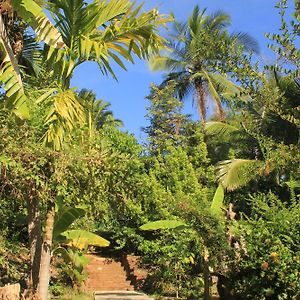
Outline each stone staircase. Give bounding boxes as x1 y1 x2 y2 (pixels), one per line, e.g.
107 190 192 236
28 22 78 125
94 291 153 300
85 255 134 292
84 255 153 300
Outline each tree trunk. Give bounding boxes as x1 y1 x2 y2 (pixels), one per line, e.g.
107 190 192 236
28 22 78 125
195 79 206 123
0 12 23 87
203 247 210 300
27 193 42 293
38 201 55 300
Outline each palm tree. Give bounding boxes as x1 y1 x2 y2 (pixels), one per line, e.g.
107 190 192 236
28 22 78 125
78 88 123 139
1 0 169 148
43 0 169 88
151 5 258 122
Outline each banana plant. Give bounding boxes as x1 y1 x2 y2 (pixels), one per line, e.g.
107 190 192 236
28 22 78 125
52 202 110 287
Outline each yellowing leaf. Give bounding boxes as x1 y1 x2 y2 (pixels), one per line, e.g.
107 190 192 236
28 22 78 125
62 230 110 250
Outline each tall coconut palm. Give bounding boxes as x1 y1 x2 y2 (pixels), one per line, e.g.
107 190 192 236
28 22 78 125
151 5 258 122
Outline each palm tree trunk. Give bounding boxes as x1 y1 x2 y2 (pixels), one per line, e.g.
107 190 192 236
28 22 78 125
195 79 206 123
0 12 23 87
27 192 42 293
38 201 55 300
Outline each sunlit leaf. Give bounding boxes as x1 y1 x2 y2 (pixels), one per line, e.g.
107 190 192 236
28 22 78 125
140 220 188 231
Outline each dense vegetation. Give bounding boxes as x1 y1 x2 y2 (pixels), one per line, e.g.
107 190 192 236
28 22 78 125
0 0 299 299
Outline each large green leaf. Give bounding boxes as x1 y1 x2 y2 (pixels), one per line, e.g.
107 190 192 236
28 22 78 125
53 206 86 240
210 184 224 216
205 121 240 137
139 220 188 231
12 0 64 48
216 159 264 191
0 14 29 119
61 230 110 250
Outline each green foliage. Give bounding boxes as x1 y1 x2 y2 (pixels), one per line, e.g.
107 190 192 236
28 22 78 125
0 235 30 287
139 229 204 298
43 0 170 86
0 1 299 299
265 0 300 74
12 0 64 48
54 247 90 288
226 193 300 299
144 82 190 153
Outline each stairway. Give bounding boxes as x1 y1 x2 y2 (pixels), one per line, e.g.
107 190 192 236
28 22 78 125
84 255 153 299
84 255 134 292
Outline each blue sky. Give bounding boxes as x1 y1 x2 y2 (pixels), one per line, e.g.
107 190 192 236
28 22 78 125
71 0 290 140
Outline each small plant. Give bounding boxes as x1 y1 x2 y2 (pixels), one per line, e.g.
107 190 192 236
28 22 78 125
52 202 110 287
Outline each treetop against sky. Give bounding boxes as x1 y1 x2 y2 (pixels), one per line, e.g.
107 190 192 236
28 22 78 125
71 0 293 140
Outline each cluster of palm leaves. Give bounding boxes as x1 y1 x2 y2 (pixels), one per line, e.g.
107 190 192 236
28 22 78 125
205 72 300 191
0 0 168 149
151 5 258 123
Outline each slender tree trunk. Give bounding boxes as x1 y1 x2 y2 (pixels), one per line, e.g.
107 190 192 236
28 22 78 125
0 12 23 87
38 201 55 300
195 79 206 123
203 247 211 300
27 192 42 293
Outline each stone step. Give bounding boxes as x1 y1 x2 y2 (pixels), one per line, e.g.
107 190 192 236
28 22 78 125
94 291 154 300
84 255 135 293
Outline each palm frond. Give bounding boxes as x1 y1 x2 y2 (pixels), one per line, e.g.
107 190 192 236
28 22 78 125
205 121 240 136
37 88 85 150
13 0 64 48
216 159 264 191
149 55 185 72
19 34 42 76
231 31 260 53
162 71 193 101
206 10 231 32
45 0 169 84
0 13 29 119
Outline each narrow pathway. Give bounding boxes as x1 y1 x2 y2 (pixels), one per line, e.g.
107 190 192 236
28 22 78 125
84 255 153 299
84 255 134 292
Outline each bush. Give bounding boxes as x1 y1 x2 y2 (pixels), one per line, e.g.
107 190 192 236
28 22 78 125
225 193 300 299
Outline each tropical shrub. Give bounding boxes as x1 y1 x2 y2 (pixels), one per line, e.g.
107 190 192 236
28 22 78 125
225 193 300 299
